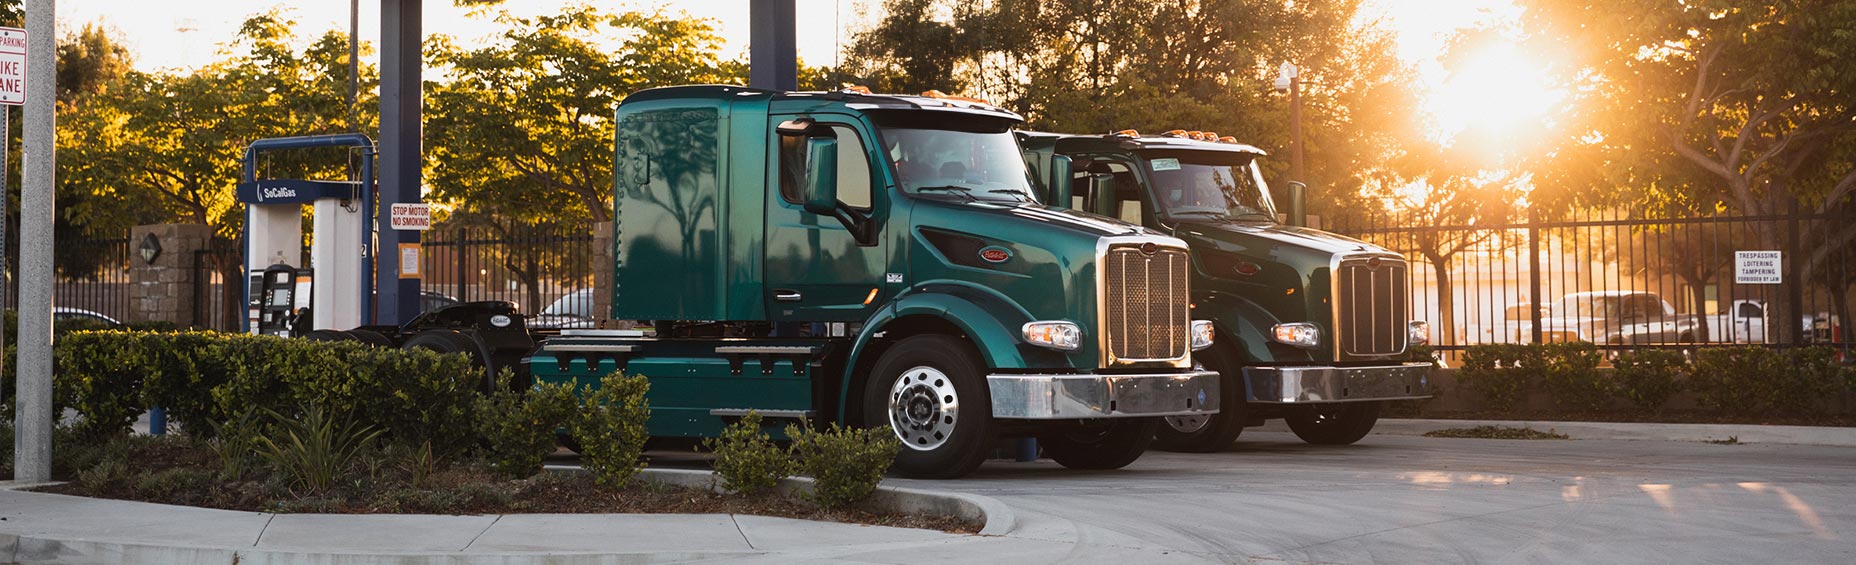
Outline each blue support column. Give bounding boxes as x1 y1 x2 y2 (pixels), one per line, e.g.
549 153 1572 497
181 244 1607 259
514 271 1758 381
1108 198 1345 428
377 0 422 325
749 0 797 91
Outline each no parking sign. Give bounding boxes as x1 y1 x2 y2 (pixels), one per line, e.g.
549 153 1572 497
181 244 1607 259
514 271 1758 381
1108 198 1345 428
0 27 24 106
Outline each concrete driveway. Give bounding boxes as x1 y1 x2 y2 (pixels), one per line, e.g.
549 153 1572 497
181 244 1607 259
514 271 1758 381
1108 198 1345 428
888 430 1856 564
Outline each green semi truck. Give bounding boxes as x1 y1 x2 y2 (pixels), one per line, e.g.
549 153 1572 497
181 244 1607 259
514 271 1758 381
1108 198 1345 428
519 87 1220 479
1019 129 1433 452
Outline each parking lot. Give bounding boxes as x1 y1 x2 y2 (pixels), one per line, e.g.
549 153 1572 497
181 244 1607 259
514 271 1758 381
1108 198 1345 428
875 431 1856 563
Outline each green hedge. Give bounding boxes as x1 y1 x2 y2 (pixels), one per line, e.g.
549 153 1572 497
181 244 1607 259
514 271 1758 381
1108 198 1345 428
3 331 480 454
1454 344 1851 417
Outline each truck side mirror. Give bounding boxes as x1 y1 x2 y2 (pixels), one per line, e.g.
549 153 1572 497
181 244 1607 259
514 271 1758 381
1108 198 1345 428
1049 155 1074 207
803 136 839 216
1286 180 1307 227
1091 174 1117 217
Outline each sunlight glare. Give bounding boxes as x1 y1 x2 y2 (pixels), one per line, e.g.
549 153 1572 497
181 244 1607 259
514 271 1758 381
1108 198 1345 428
1427 44 1566 143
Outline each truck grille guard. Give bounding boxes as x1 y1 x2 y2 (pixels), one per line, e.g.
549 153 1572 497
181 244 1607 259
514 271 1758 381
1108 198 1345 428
1332 252 1410 359
1098 237 1192 368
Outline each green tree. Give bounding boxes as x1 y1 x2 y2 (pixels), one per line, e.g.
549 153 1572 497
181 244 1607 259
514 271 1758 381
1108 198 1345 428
1517 0 1856 342
424 7 738 309
844 0 1419 220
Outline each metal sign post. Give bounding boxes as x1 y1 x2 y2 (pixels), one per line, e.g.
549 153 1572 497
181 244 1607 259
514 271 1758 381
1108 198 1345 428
0 26 20 361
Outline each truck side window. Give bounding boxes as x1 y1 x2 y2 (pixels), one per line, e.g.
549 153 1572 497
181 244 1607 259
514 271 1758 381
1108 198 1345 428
778 124 873 210
1107 163 1144 224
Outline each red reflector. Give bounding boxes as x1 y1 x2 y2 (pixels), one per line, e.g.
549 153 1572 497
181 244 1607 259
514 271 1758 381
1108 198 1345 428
1235 262 1260 276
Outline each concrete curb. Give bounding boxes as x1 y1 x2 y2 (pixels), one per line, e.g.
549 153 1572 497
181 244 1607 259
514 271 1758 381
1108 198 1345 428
0 470 1006 564
1331 418 1856 446
562 467 1016 536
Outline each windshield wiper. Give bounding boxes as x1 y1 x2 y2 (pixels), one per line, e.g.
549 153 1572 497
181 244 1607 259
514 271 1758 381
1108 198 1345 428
914 185 979 201
1168 210 1232 220
984 188 1036 201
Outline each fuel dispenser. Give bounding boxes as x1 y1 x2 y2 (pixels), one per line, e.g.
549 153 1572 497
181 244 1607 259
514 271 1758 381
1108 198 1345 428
236 134 377 335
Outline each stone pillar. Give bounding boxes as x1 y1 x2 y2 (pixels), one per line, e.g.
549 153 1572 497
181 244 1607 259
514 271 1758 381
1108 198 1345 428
128 224 214 327
592 221 615 327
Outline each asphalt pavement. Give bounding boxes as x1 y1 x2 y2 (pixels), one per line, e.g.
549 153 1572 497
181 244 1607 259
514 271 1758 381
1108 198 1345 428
6 426 1854 563
883 430 1856 563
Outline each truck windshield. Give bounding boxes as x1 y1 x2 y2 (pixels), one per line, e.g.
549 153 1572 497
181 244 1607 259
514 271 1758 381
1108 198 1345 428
1144 150 1276 222
879 126 1038 203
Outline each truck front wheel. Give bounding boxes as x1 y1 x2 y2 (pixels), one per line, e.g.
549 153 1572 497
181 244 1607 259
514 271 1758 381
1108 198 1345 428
862 335 995 480
1154 345 1246 452
1040 418 1159 470
1284 401 1381 445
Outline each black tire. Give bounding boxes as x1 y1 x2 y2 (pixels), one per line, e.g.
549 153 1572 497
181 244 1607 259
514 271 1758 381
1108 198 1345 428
402 329 494 392
1284 402 1382 445
862 334 995 480
1041 418 1159 470
301 329 356 342
348 329 397 348
1153 345 1246 452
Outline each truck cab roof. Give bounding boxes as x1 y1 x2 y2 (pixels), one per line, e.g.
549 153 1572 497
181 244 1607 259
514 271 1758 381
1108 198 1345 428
1018 131 1268 157
622 85 1026 122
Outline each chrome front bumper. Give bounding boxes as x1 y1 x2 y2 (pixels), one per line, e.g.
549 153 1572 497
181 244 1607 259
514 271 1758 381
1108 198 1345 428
988 370 1220 419
1243 363 1433 403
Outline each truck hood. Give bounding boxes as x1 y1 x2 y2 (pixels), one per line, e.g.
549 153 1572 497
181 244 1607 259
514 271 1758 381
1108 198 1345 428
1171 220 1383 258
924 197 1157 238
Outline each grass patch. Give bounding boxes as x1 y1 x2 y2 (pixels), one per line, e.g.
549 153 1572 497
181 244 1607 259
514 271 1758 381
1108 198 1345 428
1423 425 1570 440
1704 436 1741 445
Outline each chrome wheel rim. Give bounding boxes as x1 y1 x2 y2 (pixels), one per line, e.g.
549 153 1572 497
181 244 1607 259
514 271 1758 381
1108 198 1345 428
1164 414 1209 433
888 366 958 451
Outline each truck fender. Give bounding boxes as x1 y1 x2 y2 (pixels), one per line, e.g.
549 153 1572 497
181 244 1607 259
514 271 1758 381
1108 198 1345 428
839 282 1051 421
1195 290 1304 364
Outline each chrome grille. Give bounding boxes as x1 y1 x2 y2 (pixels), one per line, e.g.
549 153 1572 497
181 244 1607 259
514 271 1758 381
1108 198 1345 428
1336 256 1408 357
1104 245 1190 362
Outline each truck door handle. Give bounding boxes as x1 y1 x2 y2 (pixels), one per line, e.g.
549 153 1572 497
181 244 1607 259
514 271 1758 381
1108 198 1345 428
774 289 803 302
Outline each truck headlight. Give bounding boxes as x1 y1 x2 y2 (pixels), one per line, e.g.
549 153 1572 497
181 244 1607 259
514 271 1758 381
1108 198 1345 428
1022 321 1082 351
1190 320 1215 351
1408 320 1430 346
1271 322 1320 348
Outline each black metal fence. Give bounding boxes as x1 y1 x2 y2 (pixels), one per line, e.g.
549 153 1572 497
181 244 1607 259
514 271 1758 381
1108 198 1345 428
1328 206 1854 358
419 226 596 317
188 226 599 332
49 237 132 324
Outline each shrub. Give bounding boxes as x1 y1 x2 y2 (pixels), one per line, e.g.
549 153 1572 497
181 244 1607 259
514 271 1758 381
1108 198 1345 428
1612 350 1686 415
1538 342 1609 412
133 467 217 502
569 372 652 488
1455 344 1538 412
207 409 266 481
1690 347 1783 416
475 374 577 479
784 423 900 509
705 411 792 495
1773 347 1848 417
255 405 384 493
51 331 155 438
202 333 479 454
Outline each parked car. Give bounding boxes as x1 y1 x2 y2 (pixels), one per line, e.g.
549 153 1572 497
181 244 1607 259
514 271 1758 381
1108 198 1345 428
1540 291 1692 345
53 307 121 326
528 288 597 330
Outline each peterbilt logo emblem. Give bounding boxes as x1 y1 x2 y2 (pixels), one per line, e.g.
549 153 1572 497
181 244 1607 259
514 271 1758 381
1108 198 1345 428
1140 242 1159 255
258 186 298 201
979 246 1012 263
1366 257 1384 270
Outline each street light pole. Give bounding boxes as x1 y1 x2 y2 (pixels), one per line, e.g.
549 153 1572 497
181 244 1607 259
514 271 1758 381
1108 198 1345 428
15 0 56 482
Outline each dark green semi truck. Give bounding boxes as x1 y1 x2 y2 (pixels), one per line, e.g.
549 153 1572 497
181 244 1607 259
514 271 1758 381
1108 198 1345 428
1019 130 1433 452
523 87 1220 479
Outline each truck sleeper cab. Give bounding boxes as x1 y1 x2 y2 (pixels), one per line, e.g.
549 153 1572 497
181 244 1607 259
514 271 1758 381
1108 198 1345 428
1019 130 1432 452
526 86 1219 479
